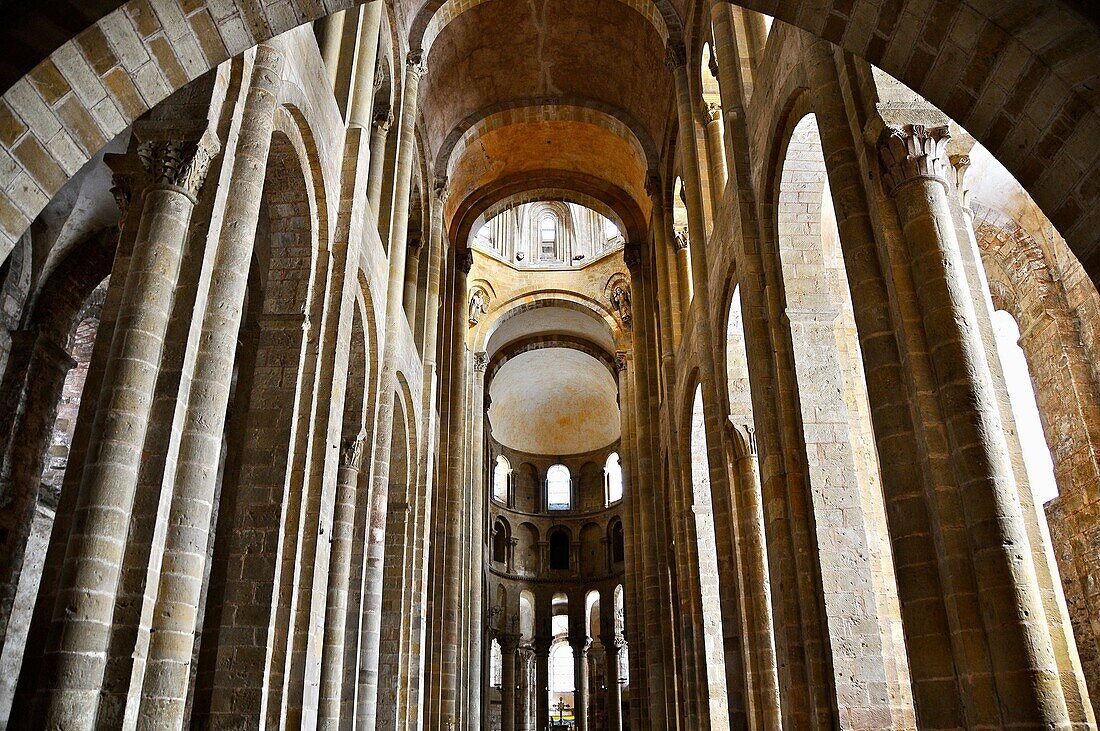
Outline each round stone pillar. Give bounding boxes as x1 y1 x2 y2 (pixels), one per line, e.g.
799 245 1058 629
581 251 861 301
569 635 591 731
533 636 551 731
137 44 283 729
347 0 384 130
500 633 520 731
879 123 1072 728
600 634 624 731
37 129 219 729
366 111 393 216
318 436 365 728
702 102 727 203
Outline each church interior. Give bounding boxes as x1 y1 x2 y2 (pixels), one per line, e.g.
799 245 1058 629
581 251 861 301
0 0 1096 728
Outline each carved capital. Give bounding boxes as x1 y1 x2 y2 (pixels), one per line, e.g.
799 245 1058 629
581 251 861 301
644 172 661 199
623 243 642 271
340 436 365 471
705 101 722 124
473 351 489 372
136 129 220 201
407 50 427 79
458 248 474 274
878 124 951 193
673 226 690 250
372 110 394 133
568 634 593 654
433 175 450 204
665 43 686 70
110 178 133 221
948 153 972 210
614 351 628 372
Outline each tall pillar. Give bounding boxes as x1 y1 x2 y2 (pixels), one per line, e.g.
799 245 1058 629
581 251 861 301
570 634 591 731
467 351 488 730
318 436 365 728
35 129 219 729
500 633 519 731
533 636 551 731
366 111 393 217
0 330 74 642
347 1 384 130
600 634 623 731
357 48 426 727
879 124 1072 727
137 45 283 727
702 102 727 205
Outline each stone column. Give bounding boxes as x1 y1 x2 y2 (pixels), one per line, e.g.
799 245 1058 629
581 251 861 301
569 634 591 731
880 123 1072 727
357 49 426 728
646 175 681 346
366 111 393 216
316 11 346 88
500 633 519 731
318 436 365 728
347 0 384 130
137 45 283 728
702 102 727 205
0 329 74 643
534 636 551 731
36 130 218 729
601 634 623 731
468 351 488 729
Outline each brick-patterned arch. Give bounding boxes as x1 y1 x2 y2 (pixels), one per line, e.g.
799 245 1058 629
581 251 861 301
0 0 1094 277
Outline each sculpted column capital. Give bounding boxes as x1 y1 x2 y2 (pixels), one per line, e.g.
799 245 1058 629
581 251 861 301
407 50 427 79
644 172 661 200
432 175 450 204
473 351 489 372
673 226 690 250
568 634 592 654
136 129 221 202
458 248 474 274
949 153 972 210
664 43 687 70
614 351 629 373
623 242 642 271
372 110 394 133
878 124 951 194
340 436 366 470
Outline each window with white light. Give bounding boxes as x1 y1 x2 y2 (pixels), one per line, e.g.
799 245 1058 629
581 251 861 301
493 455 510 503
540 214 557 260
604 452 622 505
547 464 571 510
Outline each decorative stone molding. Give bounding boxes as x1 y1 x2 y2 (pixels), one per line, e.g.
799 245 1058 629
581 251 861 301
878 124 951 194
614 351 628 372
473 351 489 372
136 129 221 201
340 436 365 471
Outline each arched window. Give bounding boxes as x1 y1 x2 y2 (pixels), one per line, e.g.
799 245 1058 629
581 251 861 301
493 455 511 503
610 520 625 564
490 638 503 687
604 452 623 505
547 464 571 510
549 530 570 570
539 214 557 260
492 518 510 565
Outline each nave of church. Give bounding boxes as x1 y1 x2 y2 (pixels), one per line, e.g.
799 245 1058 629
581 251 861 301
0 0 1097 729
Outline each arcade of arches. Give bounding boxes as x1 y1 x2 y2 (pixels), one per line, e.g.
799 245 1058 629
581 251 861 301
0 0 1098 729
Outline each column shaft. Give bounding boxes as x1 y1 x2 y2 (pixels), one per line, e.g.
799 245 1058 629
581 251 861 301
318 440 364 728
137 46 283 727
602 637 623 731
468 357 487 730
534 639 550 731
366 114 392 217
881 124 1071 727
37 132 217 729
703 105 727 205
347 1 383 129
501 636 518 731
570 638 590 731
356 50 425 728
